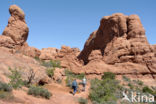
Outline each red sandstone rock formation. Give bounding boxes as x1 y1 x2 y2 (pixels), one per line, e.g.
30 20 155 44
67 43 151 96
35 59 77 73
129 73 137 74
0 5 40 57
2 5 29 45
75 13 156 82
78 13 153 65
40 48 59 60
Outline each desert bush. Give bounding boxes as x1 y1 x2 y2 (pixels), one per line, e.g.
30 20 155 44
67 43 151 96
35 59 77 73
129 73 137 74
28 86 52 99
78 97 88 104
142 86 154 94
8 67 24 89
0 81 13 100
136 80 143 86
122 76 131 82
56 79 62 84
0 81 12 92
42 60 61 68
65 69 85 80
34 56 40 62
89 78 120 103
65 76 73 87
102 72 115 80
46 68 55 78
51 60 61 68
0 90 14 100
128 83 134 89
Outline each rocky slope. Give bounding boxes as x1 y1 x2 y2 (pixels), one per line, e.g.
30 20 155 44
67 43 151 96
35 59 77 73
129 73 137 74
0 5 47 87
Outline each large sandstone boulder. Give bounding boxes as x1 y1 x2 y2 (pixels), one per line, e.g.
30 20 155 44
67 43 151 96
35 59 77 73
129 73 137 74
0 5 40 58
56 46 82 71
17 43 41 57
73 13 156 85
78 13 153 65
2 5 29 45
40 48 59 60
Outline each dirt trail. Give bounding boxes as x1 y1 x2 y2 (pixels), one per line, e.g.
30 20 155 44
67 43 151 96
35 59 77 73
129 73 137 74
0 82 90 104
45 82 90 104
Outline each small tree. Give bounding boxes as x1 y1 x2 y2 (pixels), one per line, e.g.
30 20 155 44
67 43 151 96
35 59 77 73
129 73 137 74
102 72 116 80
8 67 24 89
46 68 55 78
26 69 37 85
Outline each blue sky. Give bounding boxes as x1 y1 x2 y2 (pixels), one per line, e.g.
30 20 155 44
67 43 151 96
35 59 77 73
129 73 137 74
0 0 156 50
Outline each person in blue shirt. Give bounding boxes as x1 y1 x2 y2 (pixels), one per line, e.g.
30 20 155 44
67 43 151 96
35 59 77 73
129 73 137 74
72 79 78 95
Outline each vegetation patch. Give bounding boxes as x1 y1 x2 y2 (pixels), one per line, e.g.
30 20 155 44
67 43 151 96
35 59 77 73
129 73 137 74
0 81 12 92
89 72 122 104
122 76 131 82
28 86 52 99
102 72 116 80
41 60 61 68
0 81 13 100
0 90 14 100
78 97 88 104
65 69 85 80
46 68 55 78
65 69 85 88
142 86 156 95
65 76 73 87
8 67 24 89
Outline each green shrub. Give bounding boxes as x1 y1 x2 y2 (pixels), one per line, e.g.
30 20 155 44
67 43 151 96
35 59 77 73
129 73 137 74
34 56 40 62
128 83 134 90
0 81 13 100
65 76 73 87
65 69 85 80
89 78 120 103
102 72 115 80
56 79 62 84
46 68 55 78
0 90 14 100
42 60 61 68
8 68 24 89
122 76 131 82
28 86 52 99
142 86 154 94
51 60 61 68
78 97 88 104
0 81 12 92
136 80 143 86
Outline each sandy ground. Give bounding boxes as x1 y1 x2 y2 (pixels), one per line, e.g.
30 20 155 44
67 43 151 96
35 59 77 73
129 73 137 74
0 82 91 104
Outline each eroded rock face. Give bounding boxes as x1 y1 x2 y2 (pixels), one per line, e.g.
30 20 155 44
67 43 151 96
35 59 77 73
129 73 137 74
2 5 29 45
0 35 15 48
73 13 156 83
40 48 59 60
0 47 47 84
0 5 40 58
78 13 154 65
55 46 82 71
18 43 41 57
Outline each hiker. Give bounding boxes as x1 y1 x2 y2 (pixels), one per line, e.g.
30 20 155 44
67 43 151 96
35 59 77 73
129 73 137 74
72 79 78 95
82 77 86 91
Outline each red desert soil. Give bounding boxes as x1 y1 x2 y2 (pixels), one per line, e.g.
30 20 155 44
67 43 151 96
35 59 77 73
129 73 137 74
0 82 91 104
